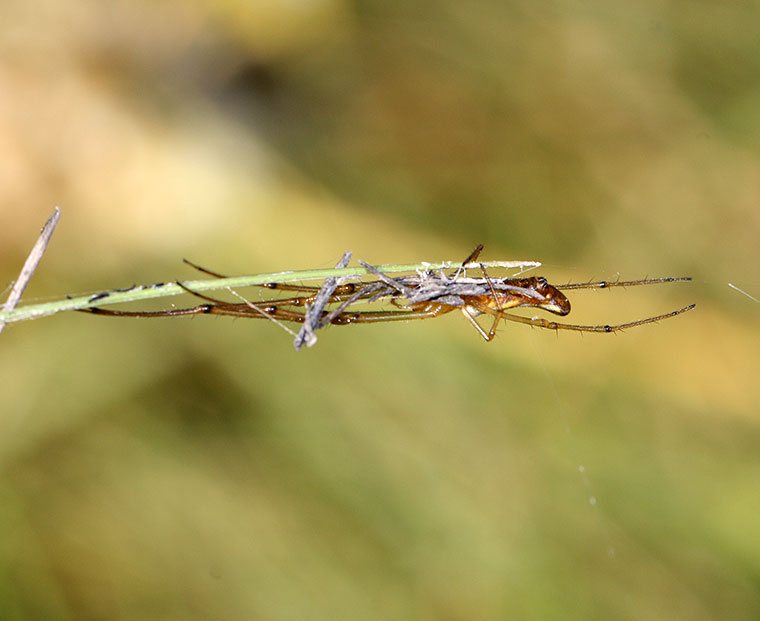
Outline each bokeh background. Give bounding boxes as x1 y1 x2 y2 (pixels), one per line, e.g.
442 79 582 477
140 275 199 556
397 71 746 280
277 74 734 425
2 1 760 619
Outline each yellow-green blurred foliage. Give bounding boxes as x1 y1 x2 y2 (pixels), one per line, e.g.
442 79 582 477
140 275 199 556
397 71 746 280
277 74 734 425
2 1 759 619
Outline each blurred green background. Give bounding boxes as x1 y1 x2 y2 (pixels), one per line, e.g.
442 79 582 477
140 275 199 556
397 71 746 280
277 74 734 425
2 1 760 619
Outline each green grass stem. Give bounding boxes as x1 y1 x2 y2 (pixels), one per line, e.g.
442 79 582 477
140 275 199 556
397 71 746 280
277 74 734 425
0 259 539 326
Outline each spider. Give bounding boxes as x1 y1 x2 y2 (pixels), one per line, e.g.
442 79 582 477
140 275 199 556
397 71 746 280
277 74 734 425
82 245 695 342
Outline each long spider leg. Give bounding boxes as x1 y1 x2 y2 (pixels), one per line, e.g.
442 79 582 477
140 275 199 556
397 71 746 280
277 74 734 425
175 281 388 309
461 244 484 265
183 257 365 296
327 304 457 325
80 279 314 321
178 303 458 325
202 304 312 323
211 303 456 326
557 277 692 290
82 301 315 323
492 304 696 333
174 282 239 305
81 279 397 324
479 262 505 341
182 258 228 278
80 306 211 318
451 243 484 279
81 295 456 325
460 306 492 341
260 281 365 295
175 282 313 308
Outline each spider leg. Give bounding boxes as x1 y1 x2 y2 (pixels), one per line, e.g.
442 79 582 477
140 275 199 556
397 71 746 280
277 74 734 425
451 243 485 279
493 304 695 333
328 303 457 325
459 306 493 341
82 301 314 323
80 306 210 318
82 297 458 326
183 258 364 296
478 262 505 341
557 277 692 291
202 304 311 323
176 282 312 308
461 244 484 265
196 302 456 326
175 282 239 305
182 258 227 278
176 281 384 309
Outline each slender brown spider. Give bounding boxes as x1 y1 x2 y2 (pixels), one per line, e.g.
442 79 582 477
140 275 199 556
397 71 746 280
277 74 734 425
82 245 695 342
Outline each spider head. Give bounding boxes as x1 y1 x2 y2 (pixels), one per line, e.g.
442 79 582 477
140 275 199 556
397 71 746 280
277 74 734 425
528 277 571 316
481 277 571 316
